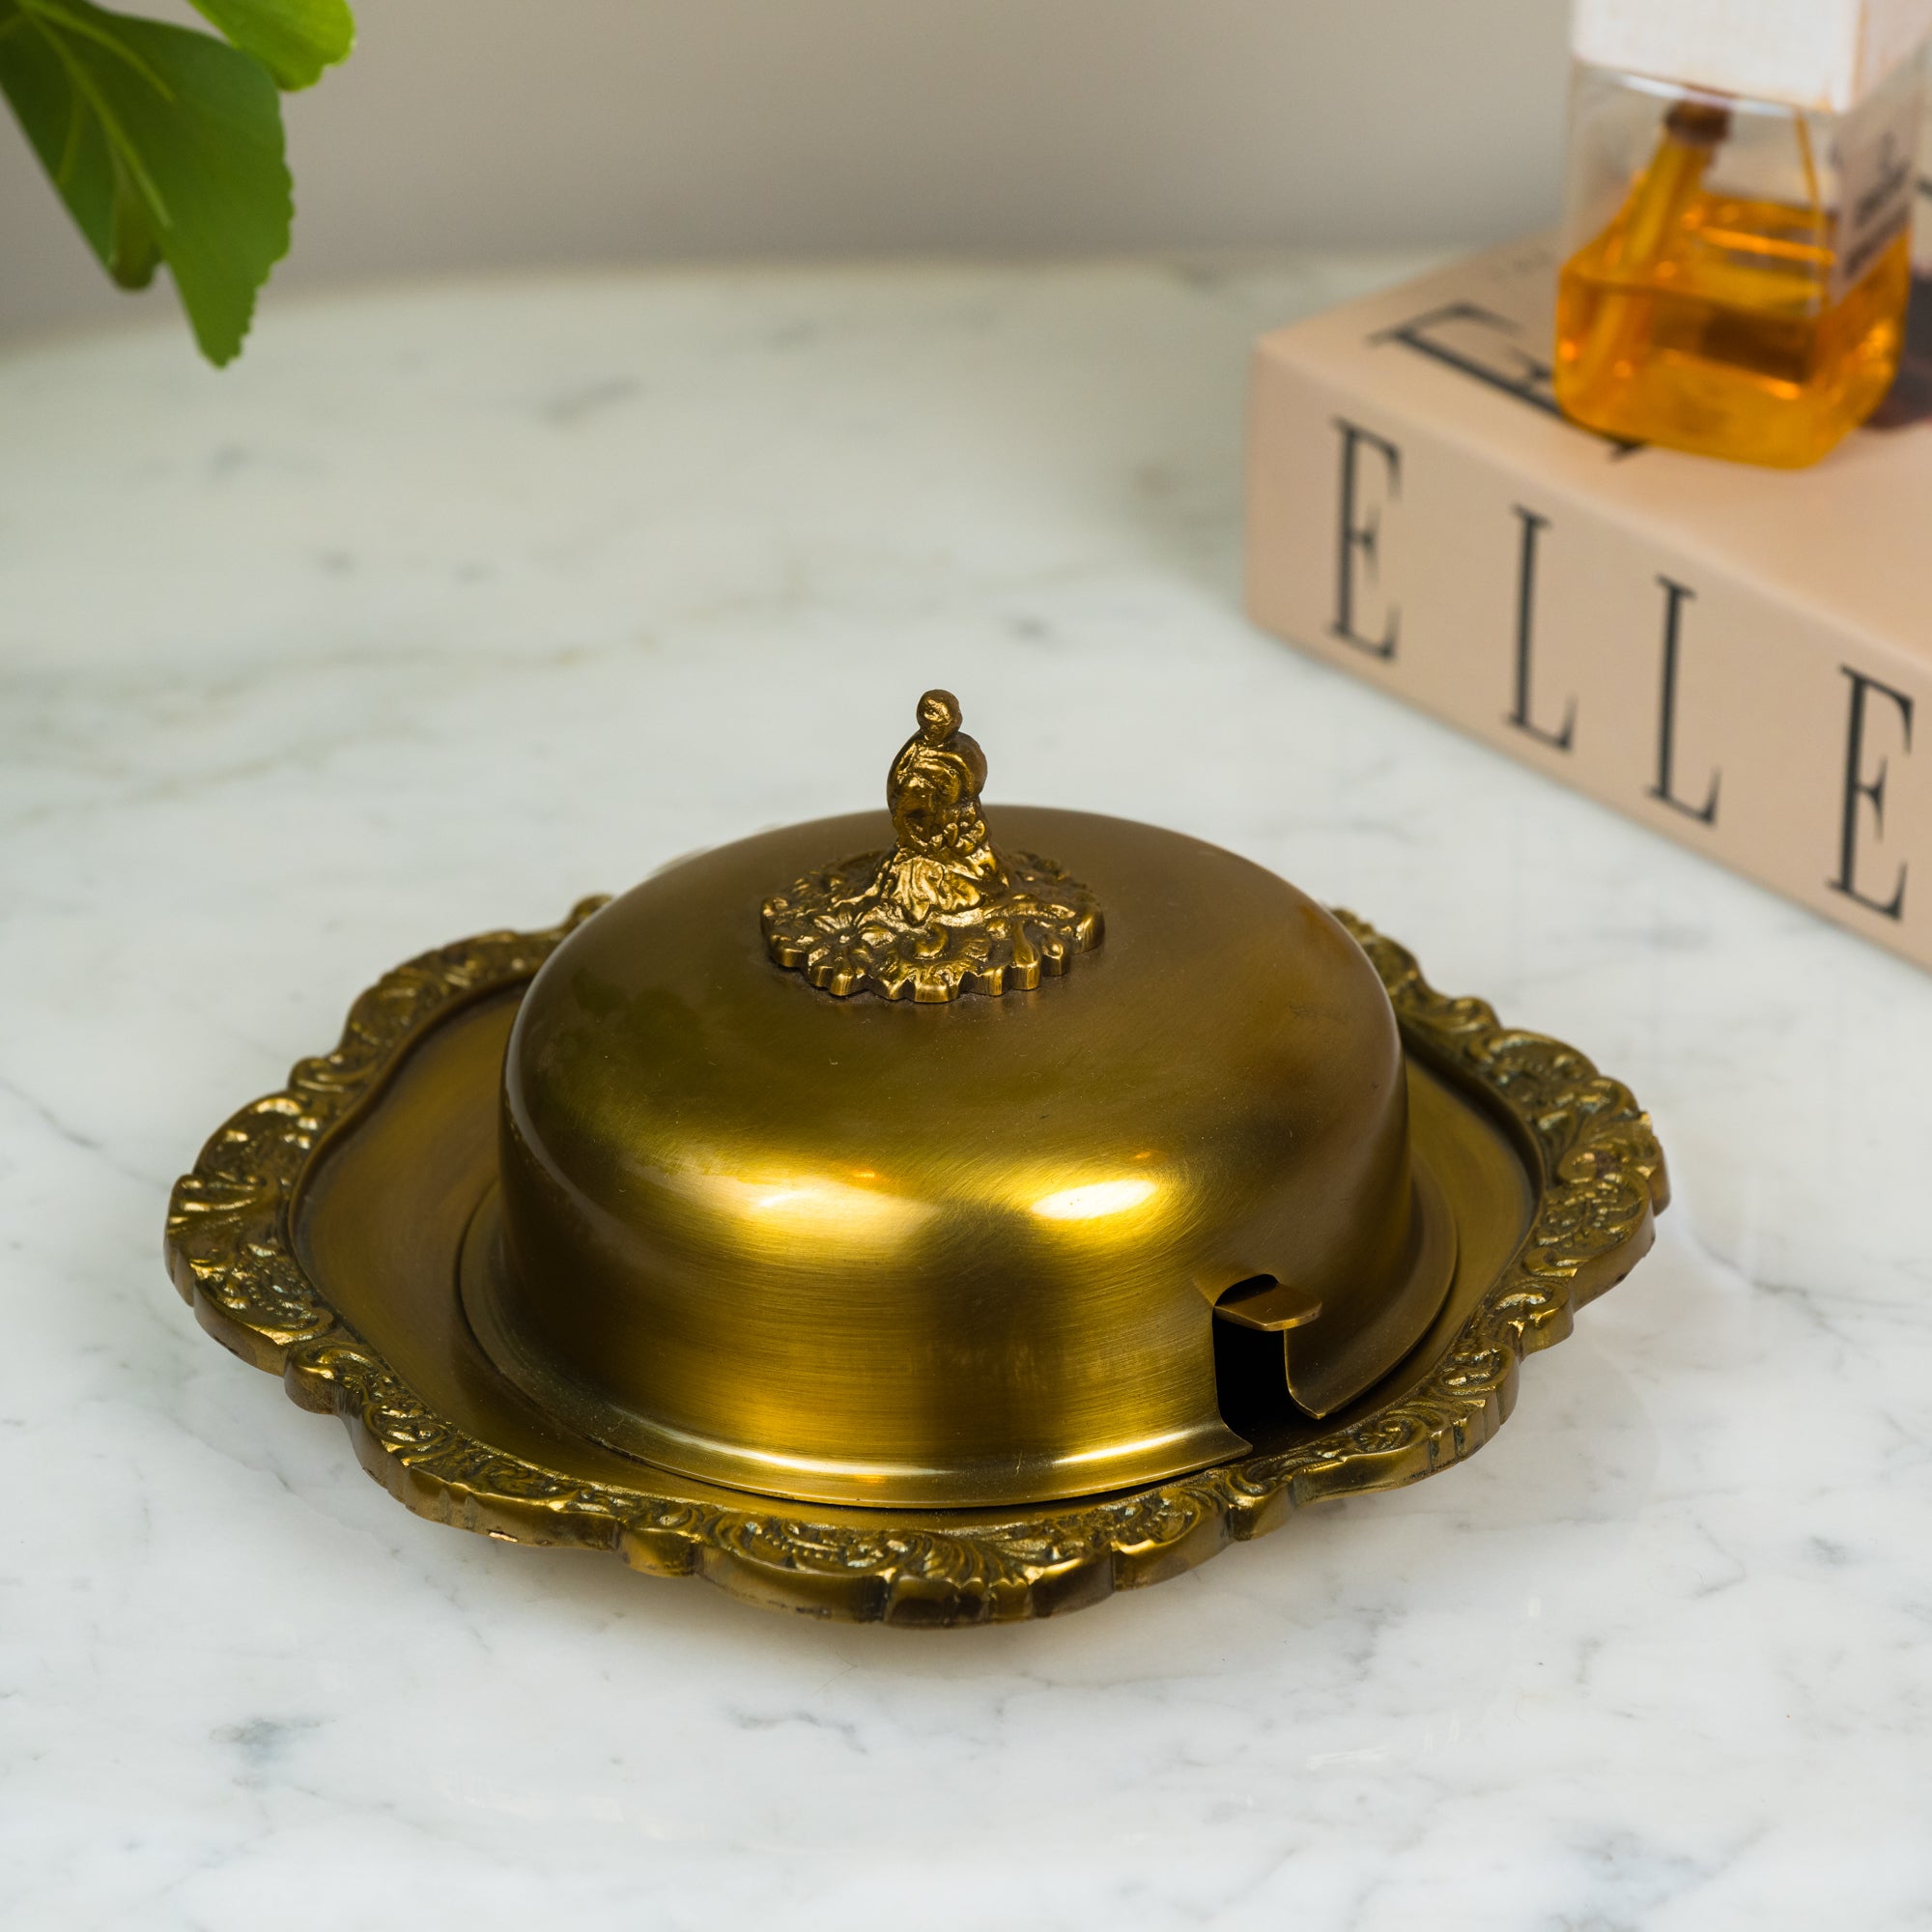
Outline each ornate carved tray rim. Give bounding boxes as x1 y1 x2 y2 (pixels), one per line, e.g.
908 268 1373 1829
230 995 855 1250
164 897 1668 1627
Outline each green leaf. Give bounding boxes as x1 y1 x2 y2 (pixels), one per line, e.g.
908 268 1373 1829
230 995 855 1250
185 0 353 92
0 0 291 362
0 1 118 265
108 155 161 286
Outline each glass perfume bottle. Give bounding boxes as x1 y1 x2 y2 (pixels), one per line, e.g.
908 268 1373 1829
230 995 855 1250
1555 17 1929 466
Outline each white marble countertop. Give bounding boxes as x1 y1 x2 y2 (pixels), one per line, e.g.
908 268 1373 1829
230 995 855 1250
4 255 1930 1929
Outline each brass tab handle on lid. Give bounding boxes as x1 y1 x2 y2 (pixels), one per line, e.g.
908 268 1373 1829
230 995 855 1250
761 690 1104 1003
1212 1275 1324 1334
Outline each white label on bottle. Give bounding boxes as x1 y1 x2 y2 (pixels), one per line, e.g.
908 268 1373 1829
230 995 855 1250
1833 77 1924 298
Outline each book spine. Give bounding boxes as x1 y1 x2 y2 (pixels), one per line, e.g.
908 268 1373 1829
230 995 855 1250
1244 345 1930 974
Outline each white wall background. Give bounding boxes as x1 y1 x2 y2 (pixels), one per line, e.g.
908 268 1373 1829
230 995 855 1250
0 0 1572 341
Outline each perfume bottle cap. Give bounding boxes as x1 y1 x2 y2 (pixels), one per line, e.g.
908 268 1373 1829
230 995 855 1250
1572 0 1932 112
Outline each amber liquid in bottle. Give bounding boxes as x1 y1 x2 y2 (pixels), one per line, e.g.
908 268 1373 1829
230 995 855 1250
1555 100 1912 466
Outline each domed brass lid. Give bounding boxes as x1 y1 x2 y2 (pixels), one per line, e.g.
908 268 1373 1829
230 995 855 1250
460 694 1457 1509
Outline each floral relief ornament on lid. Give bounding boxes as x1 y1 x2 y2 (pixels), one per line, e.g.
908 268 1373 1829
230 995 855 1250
761 690 1103 1002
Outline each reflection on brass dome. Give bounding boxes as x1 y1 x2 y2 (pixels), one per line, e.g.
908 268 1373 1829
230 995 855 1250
454 695 1461 1511
760 690 1103 1002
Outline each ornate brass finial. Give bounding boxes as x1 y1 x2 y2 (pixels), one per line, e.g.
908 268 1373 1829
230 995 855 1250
761 690 1104 1002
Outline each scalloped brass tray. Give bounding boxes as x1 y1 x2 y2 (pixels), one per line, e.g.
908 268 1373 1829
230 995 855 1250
164 899 1666 1626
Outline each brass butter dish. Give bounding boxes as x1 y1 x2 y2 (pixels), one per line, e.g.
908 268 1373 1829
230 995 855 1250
165 693 1667 1625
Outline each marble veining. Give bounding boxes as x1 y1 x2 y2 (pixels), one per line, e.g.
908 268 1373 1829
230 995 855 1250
2 255 1930 1928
